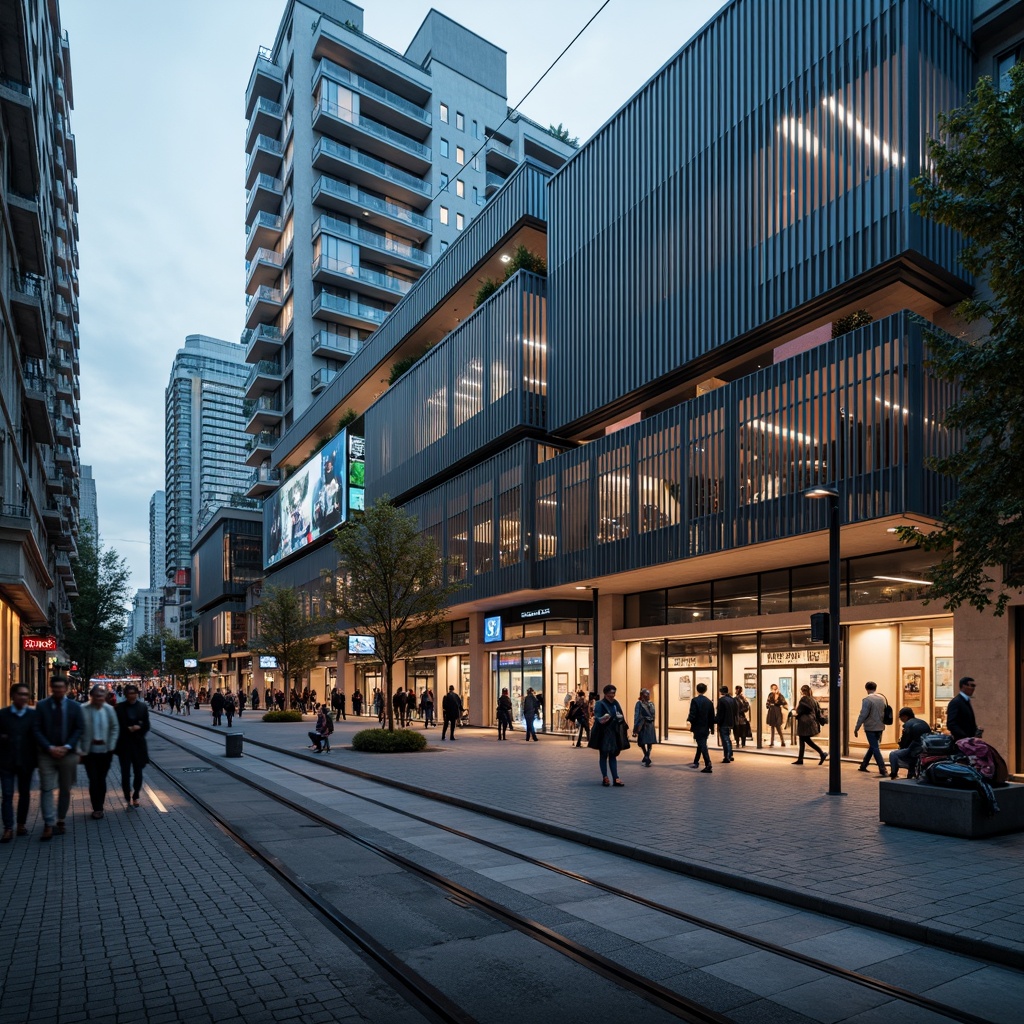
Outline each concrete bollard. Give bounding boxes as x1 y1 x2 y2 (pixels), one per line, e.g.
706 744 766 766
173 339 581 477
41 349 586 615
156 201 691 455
225 732 243 758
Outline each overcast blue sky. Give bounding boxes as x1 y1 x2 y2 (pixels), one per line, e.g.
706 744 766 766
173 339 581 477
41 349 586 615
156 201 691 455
61 0 724 595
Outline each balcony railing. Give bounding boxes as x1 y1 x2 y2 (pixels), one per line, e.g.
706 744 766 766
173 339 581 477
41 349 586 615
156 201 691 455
311 256 413 297
244 359 282 391
245 211 283 252
311 206 431 267
313 58 431 126
311 366 340 392
243 395 282 417
311 331 361 358
308 179 431 232
311 137 431 196
246 430 280 452
312 292 388 325
314 99 431 160
248 465 282 489
246 285 283 312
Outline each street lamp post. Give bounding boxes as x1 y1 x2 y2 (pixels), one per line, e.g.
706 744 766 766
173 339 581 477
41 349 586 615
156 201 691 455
221 643 234 694
807 487 843 796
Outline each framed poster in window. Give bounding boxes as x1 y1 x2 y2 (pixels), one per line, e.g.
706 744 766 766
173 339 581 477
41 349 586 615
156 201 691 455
578 668 590 692
556 672 569 695
934 657 954 700
901 667 924 709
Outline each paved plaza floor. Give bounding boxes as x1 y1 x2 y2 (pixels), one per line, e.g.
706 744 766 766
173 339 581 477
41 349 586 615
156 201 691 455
193 709 1024 965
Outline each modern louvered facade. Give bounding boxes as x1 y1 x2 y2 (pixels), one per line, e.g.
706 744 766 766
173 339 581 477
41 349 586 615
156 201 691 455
253 0 1024 769
0 0 82 702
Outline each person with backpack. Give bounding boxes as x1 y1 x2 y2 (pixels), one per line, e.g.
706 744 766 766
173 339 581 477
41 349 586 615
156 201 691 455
793 684 827 766
496 688 513 740
521 688 540 741
440 686 463 741
853 680 888 777
571 691 592 748
888 708 931 778
223 691 236 727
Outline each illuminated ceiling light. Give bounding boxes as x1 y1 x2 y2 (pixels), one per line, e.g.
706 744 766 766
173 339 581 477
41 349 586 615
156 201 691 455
873 575 932 586
752 420 816 445
499 253 511 263
822 96 903 166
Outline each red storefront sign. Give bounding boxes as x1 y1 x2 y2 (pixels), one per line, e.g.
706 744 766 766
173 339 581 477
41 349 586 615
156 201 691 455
23 635 58 651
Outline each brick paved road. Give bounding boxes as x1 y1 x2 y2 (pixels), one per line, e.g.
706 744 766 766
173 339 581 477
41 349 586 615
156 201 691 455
185 711 1024 964
0 765 429 1024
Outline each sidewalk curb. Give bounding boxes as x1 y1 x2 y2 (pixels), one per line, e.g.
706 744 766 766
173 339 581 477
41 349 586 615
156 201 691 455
151 716 1024 970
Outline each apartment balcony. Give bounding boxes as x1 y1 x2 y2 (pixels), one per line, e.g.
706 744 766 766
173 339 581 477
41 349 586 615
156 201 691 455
0 75 37 197
311 137 431 209
245 96 284 151
6 189 44 274
311 366 340 394
54 211 68 238
312 58 431 140
43 500 64 530
54 444 74 468
44 460 64 495
311 330 361 360
242 322 283 362
245 464 282 498
243 359 283 400
54 322 73 355
244 285 284 329
243 394 284 432
22 368 54 444
245 173 283 224
245 52 283 119
308 181 430 243
311 255 413 302
244 430 280 467
54 265 71 298
309 204 431 271
485 171 509 197
312 99 432 173
65 132 77 176
485 137 517 175
311 292 388 330
245 211 283 260
245 247 284 291
55 417 72 446
9 272 46 357
54 373 73 402
245 134 283 189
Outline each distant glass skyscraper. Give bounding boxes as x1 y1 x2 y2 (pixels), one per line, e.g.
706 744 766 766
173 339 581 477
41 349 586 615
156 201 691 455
149 491 166 589
79 465 98 539
164 335 254 586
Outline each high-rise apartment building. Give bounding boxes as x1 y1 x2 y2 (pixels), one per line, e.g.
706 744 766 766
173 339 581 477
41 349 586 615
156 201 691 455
0 0 82 702
164 335 254 637
241 0 574 497
257 1 1024 771
149 490 166 589
79 464 98 538
130 587 163 644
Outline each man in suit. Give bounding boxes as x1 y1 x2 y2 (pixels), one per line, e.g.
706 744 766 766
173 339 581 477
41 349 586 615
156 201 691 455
687 682 717 773
441 686 463 741
33 675 84 840
115 683 150 808
947 676 981 741
210 689 225 726
0 683 38 841
716 686 736 763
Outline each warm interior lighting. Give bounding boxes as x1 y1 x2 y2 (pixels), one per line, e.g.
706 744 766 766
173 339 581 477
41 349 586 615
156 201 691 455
807 487 839 499
778 117 819 155
752 420 816 445
822 96 902 166
873 575 932 586
499 253 511 263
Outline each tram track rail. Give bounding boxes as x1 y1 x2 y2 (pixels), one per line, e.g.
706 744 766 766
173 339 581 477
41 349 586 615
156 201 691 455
151 715 1004 1024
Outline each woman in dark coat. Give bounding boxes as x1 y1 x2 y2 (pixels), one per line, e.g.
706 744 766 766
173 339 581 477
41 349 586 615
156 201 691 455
589 684 628 786
733 686 751 748
496 688 513 740
633 688 658 766
793 684 827 765
765 683 788 747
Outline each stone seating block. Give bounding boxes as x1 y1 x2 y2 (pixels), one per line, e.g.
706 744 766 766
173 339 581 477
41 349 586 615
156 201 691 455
879 779 1024 838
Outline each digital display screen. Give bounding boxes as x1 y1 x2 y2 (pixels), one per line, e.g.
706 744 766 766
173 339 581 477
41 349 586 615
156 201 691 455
183 658 198 668
258 655 278 669
348 635 375 655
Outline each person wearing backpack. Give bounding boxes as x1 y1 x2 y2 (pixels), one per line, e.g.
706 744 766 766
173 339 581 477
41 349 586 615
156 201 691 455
853 681 888 777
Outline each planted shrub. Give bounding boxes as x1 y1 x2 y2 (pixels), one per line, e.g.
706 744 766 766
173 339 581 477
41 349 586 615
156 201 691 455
262 710 304 723
352 728 427 753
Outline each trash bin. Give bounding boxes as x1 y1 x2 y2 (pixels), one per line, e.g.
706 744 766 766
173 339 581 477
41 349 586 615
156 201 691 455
225 732 243 758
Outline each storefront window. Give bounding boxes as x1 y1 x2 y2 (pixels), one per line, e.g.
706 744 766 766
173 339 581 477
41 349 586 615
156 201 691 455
849 551 936 605
713 574 758 619
790 564 831 611
663 638 718 734
760 570 790 614
667 583 711 624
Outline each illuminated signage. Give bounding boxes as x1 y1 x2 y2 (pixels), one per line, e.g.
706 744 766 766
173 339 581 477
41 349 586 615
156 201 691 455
258 655 278 669
23 636 57 651
348 635 375 655
483 616 503 642
183 658 198 669
519 607 551 620
263 429 364 569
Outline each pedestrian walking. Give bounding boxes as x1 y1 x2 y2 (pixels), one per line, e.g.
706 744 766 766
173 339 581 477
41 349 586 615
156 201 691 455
589 684 628 786
765 683 788 747
632 689 657 766
251 689 260 711
733 686 751 748
335 689 347 721
496 688 513 740
853 681 887 776
375 688 385 724
393 687 405 727
34 675 84 840
441 686 463 740
716 686 736 763
352 688 363 717
572 691 592 747
236 690 244 717
0 683 37 841
687 682 716 773
947 676 982 741
210 689 225 726
79 685 119 820
521 688 540 741
224 692 236 727
115 684 150 808
421 688 435 728
792 684 827 765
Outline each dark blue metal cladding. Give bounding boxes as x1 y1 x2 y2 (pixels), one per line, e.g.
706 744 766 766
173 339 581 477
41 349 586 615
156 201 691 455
365 271 548 504
283 160 554 452
532 311 956 587
546 0 973 431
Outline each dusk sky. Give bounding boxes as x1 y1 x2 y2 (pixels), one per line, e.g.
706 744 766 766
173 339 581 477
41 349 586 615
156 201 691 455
61 0 723 597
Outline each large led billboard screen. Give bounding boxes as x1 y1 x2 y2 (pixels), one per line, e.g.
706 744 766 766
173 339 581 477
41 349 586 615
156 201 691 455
263 429 364 569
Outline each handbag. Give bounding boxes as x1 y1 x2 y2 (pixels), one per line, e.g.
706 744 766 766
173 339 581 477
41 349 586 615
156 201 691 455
616 720 631 751
882 695 894 726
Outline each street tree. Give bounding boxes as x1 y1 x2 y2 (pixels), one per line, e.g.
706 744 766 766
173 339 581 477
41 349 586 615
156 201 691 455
64 524 131 684
326 497 463 731
248 584 324 700
898 63 1024 614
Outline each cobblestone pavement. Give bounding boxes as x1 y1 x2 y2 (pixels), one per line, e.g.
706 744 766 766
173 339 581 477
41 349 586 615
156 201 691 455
0 761 429 1024
180 710 1024 964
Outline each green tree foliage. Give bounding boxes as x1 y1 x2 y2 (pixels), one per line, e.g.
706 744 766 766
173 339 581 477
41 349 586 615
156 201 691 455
326 497 464 731
248 584 325 694
63 524 131 684
831 309 873 338
124 630 198 687
473 245 547 307
547 122 579 148
898 65 1024 614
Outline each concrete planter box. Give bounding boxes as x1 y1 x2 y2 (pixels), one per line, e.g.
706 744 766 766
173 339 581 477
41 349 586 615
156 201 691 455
879 779 1024 838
